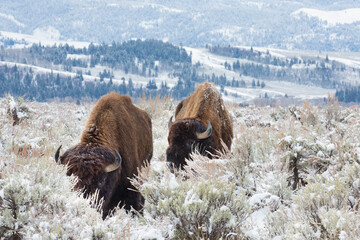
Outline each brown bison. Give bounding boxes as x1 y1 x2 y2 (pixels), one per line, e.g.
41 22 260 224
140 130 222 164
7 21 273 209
166 82 233 171
55 92 153 218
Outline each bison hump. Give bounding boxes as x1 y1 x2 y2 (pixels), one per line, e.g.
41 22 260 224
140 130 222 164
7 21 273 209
82 124 100 142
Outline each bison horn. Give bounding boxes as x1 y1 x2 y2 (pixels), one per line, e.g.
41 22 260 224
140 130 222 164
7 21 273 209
104 150 122 173
55 145 62 163
196 120 212 140
168 116 174 128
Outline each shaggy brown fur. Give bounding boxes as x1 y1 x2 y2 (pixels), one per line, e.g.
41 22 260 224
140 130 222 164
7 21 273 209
166 82 233 170
56 92 153 218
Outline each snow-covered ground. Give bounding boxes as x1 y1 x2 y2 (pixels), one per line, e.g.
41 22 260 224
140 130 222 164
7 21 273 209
1 93 360 239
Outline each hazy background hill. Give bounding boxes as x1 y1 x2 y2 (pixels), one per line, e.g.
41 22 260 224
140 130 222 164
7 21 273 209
1 0 360 51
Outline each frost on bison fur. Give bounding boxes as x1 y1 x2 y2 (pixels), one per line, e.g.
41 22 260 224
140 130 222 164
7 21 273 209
166 82 233 171
55 92 153 218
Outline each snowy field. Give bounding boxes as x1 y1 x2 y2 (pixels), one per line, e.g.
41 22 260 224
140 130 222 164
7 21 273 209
1 94 360 239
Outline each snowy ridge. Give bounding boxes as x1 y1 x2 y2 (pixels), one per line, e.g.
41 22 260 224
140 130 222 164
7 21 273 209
0 13 25 28
292 8 360 26
0 30 90 49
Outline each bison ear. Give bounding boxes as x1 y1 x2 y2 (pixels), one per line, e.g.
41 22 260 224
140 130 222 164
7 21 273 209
168 116 174 129
196 120 212 140
55 145 62 163
104 150 122 173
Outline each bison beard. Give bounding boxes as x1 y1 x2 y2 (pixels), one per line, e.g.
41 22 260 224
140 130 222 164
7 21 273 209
55 144 127 216
166 82 233 171
55 92 153 219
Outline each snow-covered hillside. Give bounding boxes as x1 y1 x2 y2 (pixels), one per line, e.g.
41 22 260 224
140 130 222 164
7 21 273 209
0 30 90 49
1 94 360 239
186 47 340 103
292 8 360 26
4 31 357 104
1 0 360 51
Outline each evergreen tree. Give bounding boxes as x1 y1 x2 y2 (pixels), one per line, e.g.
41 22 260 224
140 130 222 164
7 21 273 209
261 81 266 88
146 80 157 90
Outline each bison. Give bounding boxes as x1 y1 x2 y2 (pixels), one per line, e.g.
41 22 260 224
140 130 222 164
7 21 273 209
166 82 233 171
55 92 153 218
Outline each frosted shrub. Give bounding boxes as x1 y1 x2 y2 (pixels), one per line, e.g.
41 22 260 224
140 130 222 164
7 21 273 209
266 177 356 239
133 153 250 239
0 158 140 239
323 94 340 129
0 160 95 239
289 102 317 126
339 161 360 207
267 199 360 239
279 136 334 190
268 174 292 201
291 178 350 239
265 206 320 239
5 95 30 126
293 178 349 213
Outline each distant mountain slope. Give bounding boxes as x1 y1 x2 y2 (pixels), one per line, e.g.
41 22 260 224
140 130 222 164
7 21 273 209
292 8 360 26
1 0 360 51
4 36 360 104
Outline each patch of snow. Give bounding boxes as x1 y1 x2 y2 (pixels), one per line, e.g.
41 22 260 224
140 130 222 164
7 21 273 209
294 146 303 152
139 228 164 240
282 136 293 144
131 3 184 13
249 192 271 208
66 54 90 61
168 174 179 190
292 8 360 26
149 3 184 13
0 13 25 28
246 206 271 236
0 30 90 49
339 231 348 240
184 189 203 206
33 26 61 41
317 151 325 158
220 205 230 211
139 18 164 30
353 179 360 189
326 143 335 152
8 97 17 111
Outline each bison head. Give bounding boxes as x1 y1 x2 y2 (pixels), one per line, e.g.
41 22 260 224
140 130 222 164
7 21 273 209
166 118 213 171
54 144 122 200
